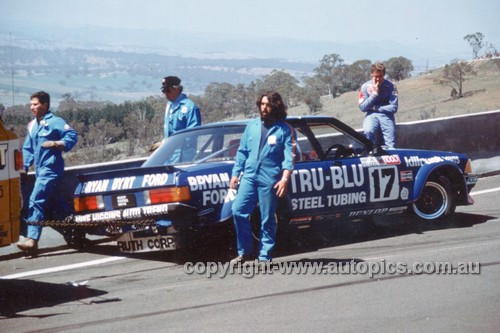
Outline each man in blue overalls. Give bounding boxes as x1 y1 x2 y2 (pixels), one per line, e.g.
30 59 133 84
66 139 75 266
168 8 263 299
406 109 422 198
16 91 78 256
358 62 398 148
149 76 201 154
230 91 295 263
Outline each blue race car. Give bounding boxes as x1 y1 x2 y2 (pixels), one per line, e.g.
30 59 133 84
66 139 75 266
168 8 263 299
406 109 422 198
72 117 477 253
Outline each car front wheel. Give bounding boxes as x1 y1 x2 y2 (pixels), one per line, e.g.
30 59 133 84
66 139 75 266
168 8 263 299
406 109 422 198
412 180 455 220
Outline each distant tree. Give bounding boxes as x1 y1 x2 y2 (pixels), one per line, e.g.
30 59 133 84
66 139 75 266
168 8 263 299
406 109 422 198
434 59 477 98
2 104 31 141
258 70 301 107
202 82 237 121
302 76 323 114
233 83 257 118
313 54 344 98
464 32 485 59
485 42 498 58
384 57 414 81
344 59 372 91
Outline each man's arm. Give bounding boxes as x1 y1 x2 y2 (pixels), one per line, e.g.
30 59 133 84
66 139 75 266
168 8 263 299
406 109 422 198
185 104 202 129
275 123 296 197
44 120 78 152
358 85 378 112
378 84 398 114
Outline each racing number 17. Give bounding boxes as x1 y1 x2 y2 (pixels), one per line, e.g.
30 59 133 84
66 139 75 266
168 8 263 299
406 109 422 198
369 166 399 202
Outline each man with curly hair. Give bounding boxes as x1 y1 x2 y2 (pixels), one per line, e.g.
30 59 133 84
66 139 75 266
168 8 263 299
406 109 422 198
230 91 295 263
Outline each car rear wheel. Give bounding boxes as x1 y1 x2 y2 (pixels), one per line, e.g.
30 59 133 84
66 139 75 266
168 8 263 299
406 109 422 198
412 180 455 220
251 211 279 241
250 209 291 248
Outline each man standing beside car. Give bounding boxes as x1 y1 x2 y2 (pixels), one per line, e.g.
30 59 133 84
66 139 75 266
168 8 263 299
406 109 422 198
229 91 295 263
150 76 201 152
16 91 78 256
358 62 398 148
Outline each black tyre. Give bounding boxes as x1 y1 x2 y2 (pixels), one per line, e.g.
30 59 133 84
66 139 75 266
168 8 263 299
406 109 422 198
412 179 455 220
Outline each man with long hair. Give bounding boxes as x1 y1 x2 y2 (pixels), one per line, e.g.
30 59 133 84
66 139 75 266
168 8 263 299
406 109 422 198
230 91 295 263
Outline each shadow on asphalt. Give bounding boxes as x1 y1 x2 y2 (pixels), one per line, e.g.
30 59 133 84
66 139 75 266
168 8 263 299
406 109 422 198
0 279 111 318
80 211 495 264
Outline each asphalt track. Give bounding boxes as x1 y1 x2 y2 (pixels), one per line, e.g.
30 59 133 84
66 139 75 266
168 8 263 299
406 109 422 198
1 174 499 332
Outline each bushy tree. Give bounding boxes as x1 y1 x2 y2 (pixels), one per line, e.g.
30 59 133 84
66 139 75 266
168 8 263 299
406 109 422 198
313 54 344 98
344 60 372 90
302 76 323 114
258 70 301 107
384 57 414 81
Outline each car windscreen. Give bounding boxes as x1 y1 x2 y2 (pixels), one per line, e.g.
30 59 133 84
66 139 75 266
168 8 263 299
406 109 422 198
143 125 246 167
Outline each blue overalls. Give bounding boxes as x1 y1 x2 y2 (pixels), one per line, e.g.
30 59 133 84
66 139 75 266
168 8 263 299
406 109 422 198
164 93 201 139
359 79 398 148
22 112 78 241
231 118 294 261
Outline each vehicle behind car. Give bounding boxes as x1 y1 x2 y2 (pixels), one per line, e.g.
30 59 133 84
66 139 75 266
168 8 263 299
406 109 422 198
0 121 23 247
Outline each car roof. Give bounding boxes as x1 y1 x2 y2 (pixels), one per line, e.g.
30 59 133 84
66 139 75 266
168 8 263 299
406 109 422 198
184 115 350 128
178 116 371 147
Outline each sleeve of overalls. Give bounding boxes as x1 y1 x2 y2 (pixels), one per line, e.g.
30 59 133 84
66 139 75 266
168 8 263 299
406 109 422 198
185 103 202 129
22 129 34 172
281 123 295 171
163 104 169 140
232 125 249 178
358 84 377 112
378 84 398 114
56 119 78 152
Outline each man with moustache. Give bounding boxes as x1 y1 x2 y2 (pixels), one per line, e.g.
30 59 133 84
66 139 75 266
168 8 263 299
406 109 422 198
229 91 295 263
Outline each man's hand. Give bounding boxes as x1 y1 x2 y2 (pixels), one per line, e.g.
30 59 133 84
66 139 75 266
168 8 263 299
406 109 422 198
275 170 291 197
371 81 380 95
149 141 162 153
230 176 239 190
41 140 65 150
274 178 288 198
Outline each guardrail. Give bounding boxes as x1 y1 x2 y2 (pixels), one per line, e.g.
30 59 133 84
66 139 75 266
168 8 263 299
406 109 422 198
21 110 499 218
394 110 499 160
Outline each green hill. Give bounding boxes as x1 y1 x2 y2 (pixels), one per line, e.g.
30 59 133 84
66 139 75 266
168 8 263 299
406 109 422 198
288 58 500 128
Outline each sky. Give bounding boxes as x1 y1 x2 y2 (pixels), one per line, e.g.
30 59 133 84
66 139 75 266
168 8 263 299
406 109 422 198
2 0 499 51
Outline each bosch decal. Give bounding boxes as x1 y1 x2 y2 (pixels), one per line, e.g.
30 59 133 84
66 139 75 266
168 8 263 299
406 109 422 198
360 154 400 167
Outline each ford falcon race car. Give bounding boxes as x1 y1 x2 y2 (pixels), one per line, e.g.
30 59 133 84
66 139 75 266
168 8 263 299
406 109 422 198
72 116 477 253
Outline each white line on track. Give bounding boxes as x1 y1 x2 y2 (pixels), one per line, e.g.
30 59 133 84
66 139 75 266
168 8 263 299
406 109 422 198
0 256 126 280
2 187 498 280
470 187 500 196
